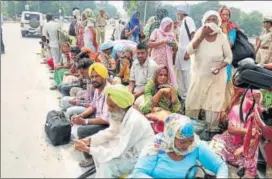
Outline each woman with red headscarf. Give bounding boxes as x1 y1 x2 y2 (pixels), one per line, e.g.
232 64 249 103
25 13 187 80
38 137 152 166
218 6 238 112
219 6 238 47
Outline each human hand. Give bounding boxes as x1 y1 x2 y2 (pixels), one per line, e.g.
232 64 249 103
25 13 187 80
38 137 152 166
234 147 243 159
163 39 171 45
74 139 89 153
81 137 91 146
184 52 190 61
201 26 213 38
71 115 85 125
159 88 172 96
69 98 80 105
211 68 220 75
133 25 139 31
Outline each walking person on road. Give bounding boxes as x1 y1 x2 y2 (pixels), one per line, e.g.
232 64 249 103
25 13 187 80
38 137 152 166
82 9 99 52
43 14 61 65
96 10 108 45
1 13 5 54
175 5 196 100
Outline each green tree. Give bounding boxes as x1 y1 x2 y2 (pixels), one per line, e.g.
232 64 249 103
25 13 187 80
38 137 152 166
123 1 161 24
239 11 263 37
95 3 117 17
190 1 221 28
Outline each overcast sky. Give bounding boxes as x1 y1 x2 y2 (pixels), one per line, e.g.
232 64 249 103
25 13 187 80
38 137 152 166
107 1 272 16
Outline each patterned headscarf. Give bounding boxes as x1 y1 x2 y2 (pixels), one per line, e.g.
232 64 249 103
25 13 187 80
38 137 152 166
140 113 200 157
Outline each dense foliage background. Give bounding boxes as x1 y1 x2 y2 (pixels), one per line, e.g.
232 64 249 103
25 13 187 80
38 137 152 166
1 1 263 37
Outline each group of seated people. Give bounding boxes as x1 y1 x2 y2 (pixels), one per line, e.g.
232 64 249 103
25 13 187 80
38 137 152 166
39 34 272 178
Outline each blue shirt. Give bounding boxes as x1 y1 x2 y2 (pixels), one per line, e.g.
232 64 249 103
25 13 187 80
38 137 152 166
226 28 237 84
131 141 228 178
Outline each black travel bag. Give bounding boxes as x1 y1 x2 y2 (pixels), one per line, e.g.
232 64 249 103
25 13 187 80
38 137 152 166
45 110 71 146
233 63 272 90
231 30 255 68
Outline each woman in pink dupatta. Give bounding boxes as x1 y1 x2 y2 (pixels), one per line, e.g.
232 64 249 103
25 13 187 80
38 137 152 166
148 17 177 87
211 89 264 178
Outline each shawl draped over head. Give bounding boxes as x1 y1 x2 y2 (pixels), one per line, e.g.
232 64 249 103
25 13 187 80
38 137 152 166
104 84 135 109
61 42 71 53
100 40 114 51
228 90 263 144
202 10 222 35
140 113 200 157
88 62 109 79
159 17 174 36
127 11 140 37
218 6 237 33
82 8 96 27
149 8 169 37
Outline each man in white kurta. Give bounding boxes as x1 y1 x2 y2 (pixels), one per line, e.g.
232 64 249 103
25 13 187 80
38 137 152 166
175 6 196 100
74 84 155 178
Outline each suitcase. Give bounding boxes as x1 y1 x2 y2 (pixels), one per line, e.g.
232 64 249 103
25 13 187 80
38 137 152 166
45 110 71 146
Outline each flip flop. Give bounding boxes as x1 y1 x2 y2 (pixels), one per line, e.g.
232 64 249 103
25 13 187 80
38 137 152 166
79 158 94 168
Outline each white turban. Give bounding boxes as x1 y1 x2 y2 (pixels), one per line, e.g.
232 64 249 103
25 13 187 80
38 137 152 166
202 10 222 34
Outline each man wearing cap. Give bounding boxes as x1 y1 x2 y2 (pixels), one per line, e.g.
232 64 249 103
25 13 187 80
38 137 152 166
96 10 108 45
71 63 111 167
74 84 155 177
175 5 196 101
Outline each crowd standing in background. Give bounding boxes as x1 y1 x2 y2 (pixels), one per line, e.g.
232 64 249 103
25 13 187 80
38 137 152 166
39 5 272 178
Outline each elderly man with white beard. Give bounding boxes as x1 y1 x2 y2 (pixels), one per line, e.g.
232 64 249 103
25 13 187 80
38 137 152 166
74 84 155 178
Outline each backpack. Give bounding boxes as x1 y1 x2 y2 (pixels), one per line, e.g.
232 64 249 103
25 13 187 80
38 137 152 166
231 30 255 68
44 110 71 146
120 23 130 40
68 21 76 36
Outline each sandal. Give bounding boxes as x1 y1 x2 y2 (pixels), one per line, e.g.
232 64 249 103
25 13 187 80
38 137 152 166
79 158 94 168
49 86 57 90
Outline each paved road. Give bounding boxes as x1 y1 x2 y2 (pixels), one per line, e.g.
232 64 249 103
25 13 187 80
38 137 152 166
0 23 113 178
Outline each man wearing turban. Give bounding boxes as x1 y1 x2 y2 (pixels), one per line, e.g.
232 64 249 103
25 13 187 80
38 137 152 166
74 84 155 177
71 63 111 168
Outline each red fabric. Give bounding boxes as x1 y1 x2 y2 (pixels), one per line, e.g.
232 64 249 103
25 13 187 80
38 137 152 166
218 7 238 33
47 58 54 70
